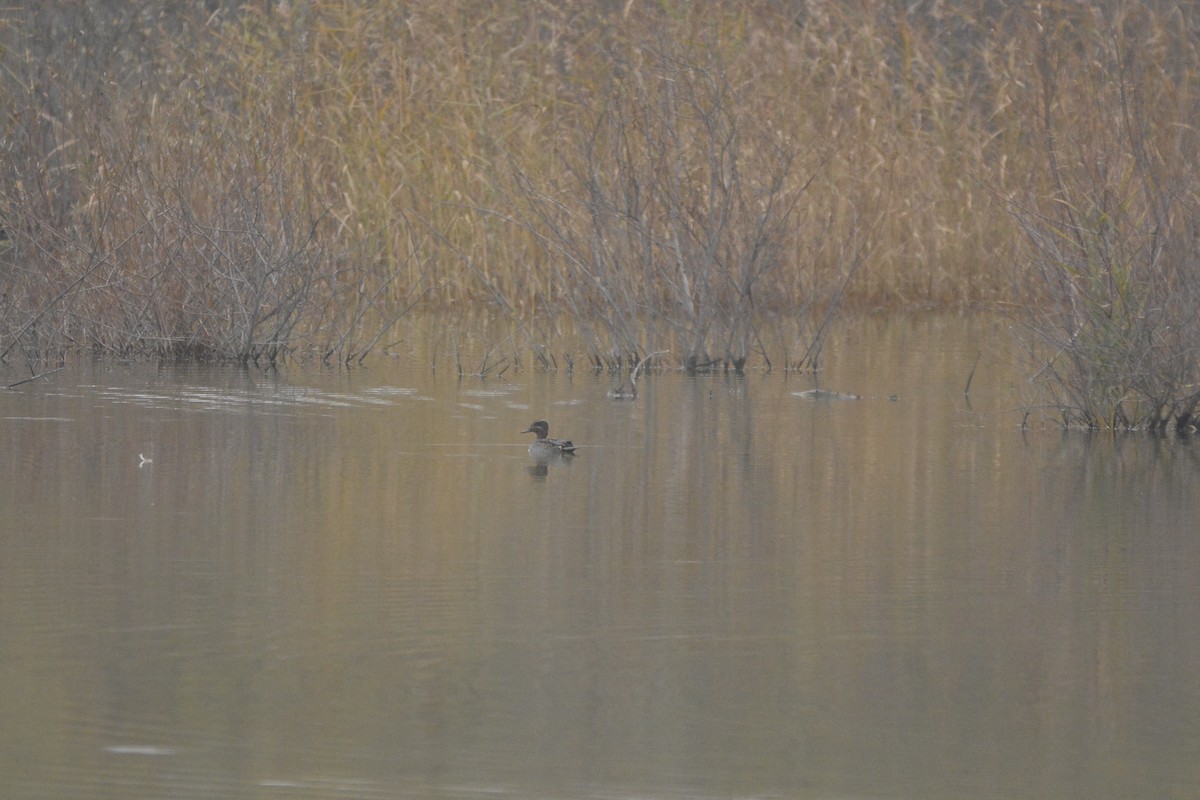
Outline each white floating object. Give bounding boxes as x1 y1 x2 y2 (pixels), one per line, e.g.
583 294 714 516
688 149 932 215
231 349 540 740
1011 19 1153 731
105 745 174 756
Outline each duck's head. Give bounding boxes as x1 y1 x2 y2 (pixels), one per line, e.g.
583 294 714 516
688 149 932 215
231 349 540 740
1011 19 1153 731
521 420 550 439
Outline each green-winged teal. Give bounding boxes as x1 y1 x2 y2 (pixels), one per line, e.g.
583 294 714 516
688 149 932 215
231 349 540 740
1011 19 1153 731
521 420 577 454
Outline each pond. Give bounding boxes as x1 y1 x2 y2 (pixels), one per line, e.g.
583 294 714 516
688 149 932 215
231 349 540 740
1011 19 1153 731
3 313 1199 800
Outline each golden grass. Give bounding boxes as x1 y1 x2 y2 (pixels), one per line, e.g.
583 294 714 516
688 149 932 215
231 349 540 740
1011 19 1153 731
1 1 1198 371
201 0 1077 309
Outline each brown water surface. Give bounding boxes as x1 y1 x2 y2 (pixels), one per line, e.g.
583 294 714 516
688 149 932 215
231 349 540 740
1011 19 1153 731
3 314 1199 799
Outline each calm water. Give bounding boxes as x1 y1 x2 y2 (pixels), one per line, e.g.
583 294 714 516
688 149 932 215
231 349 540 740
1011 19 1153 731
3 314 1199 800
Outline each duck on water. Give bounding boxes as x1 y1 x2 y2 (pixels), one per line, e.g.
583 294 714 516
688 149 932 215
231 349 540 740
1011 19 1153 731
521 420 577 455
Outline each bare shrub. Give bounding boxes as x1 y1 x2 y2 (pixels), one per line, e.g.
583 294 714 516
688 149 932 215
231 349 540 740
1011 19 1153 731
1007 3 1200 431
503 27 862 372
0 3 428 366
0 79 336 364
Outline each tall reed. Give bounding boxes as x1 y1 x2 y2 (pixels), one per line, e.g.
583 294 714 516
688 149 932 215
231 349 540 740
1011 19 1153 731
2 1 1198 379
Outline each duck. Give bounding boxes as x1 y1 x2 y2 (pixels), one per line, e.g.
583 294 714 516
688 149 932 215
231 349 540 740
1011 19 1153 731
521 420 577 454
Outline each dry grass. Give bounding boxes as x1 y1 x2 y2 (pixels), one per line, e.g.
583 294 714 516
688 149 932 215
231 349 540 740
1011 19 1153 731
0 1 1198 383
